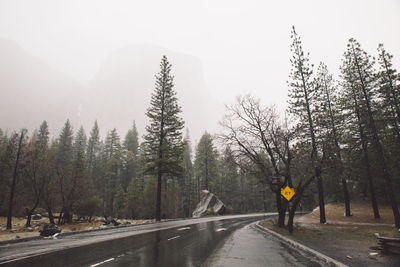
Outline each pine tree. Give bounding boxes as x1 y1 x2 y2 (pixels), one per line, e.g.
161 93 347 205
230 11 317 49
287 26 326 223
143 55 184 221
55 120 74 224
182 130 195 217
315 63 352 216
6 129 27 229
219 146 240 209
122 122 140 189
23 121 50 226
125 177 144 219
124 121 139 155
345 39 400 227
103 128 122 216
74 126 87 155
377 44 400 145
35 121 57 224
87 121 101 175
194 132 219 196
340 48 380 219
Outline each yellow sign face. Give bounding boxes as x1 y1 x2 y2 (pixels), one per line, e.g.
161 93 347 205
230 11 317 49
281 186 295 201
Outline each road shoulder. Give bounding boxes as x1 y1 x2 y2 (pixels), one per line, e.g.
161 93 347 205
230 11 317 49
203 221 323 267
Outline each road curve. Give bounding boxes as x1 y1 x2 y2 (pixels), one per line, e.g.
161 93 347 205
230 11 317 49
0 214 270 266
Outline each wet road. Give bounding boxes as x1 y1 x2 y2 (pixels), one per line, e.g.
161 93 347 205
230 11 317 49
204 222 321 267
0 214 321 267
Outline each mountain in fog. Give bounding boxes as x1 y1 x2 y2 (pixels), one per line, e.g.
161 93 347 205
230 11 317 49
0 38 85 134
0 39 222 141
85 43 222 141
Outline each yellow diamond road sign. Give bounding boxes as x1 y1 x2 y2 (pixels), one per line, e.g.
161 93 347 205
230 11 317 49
281 186 295 201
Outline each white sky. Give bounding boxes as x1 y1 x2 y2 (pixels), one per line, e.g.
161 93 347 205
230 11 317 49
0 0 399 112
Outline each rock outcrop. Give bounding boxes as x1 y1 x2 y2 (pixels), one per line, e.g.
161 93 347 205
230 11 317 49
192 190 225 218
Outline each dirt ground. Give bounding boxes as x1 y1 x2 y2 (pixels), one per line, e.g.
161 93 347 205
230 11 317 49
0 216 155 242
262 202 400 267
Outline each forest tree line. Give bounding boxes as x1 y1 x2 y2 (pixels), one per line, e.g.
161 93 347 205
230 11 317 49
1 27 400 233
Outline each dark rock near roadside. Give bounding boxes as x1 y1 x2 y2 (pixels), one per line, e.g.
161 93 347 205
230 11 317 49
40 224 62 237
32 214 42 220
103 215 121 226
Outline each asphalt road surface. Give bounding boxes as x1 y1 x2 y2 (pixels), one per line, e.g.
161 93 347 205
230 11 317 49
0 214 322 267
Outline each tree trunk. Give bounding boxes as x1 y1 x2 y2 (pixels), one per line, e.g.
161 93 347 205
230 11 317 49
6 130 25 230
155 169 162 221
342 178 351 216
276 191 286 228
288 205 297 234
197 175 200 203
263 189 267 212
316 172 326 223
57 210 63 225
47 204 55 225
63 209 72 224
297 41 326 225
351 84 380 219
323 70 352 217
25 209 32 228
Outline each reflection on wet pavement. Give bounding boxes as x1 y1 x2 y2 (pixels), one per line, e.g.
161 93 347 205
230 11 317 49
3 218 258 267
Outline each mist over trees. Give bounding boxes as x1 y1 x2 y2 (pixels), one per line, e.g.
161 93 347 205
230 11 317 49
1 27 400 233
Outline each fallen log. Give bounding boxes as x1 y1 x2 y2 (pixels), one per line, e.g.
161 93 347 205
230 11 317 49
375 233 400 254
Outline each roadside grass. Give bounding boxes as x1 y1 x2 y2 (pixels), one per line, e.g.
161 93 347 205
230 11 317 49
260 202 400 266
299 202 396 225
261 202 400 241
0 216 156 241
261 219 399 242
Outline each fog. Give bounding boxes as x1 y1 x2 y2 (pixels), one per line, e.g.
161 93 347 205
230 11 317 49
0 0 399 141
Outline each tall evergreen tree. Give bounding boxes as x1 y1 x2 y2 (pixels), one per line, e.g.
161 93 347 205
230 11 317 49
55 120 75 224
124 121 139 155
23 121 50 226
287 26 326 223
87 121 101 175
345 39 400 227
340 54 381 219
182 130 195 217
194 132 219 197
143 55 184 221
103 128 122 216
218 146 240 209
315 63 352 216
377 44 400 145
122 122 140 189
74 126 87 155
6 129 27 229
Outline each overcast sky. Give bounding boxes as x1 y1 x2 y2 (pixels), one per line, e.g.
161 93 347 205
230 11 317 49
0 0 399 112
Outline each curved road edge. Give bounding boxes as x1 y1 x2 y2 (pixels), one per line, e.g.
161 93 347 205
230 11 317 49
0 214 273 265
0 213 276 247
255 222 348 267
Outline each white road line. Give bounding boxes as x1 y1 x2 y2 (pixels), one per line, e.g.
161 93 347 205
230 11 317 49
177 227 190 231
216 228 227 232
167 235 180 241
90 257 115 267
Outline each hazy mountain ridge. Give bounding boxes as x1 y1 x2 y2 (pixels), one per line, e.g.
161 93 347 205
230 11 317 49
0 39 222 141
0 38 85 134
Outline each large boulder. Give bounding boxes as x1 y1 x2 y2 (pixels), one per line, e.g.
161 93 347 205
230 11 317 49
192 190 225 218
